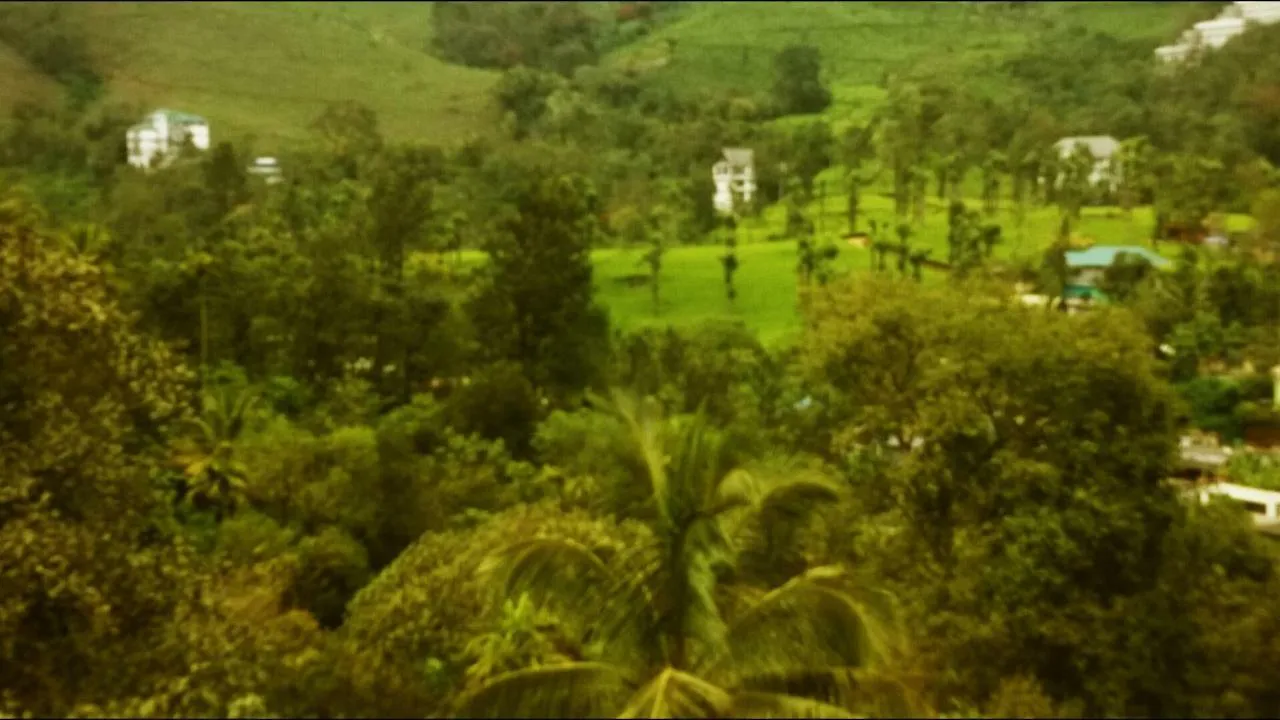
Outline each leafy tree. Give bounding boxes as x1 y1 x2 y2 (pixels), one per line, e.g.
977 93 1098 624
455 390 900 718
366 144 446 405
468 171 610 397
771 44 832 115
1057 142 1094 223
797 276 1190 715
721 217 739 305
0 191 198 715
494 67 566 140
790 120 834 200
308 101 383 179
430 2 602 75
980 151 1005 216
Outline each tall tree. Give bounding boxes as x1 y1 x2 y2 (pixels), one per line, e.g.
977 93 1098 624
721 217 739 305
771 44 832 115
468 171 610 396
367 144 445 405
455 390 895 718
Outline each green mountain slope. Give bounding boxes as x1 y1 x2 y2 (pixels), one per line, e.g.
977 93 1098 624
53 1 500 147
0 42 60 111
605 1 1220 109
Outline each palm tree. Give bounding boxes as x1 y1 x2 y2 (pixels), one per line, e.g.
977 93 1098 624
170 386 259 518
455 390 909 719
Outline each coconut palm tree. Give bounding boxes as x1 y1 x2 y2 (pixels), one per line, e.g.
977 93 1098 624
170 386 259 518
454 390 909 719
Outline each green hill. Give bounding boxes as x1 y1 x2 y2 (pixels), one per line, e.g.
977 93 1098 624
9 2 502 148
606 1 1220 126
0 42 59 112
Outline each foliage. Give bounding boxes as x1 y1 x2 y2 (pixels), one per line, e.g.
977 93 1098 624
1225 451 1280 492
796 275 1193 715
468 171 610 398
430 2 604 76
771 44 832 116
0 190 196 714
455 391 906 718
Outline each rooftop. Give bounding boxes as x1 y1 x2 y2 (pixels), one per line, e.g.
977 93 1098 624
1065 245 1171 270
721 148 754 167
1054 135 1120 159
152 108 209 125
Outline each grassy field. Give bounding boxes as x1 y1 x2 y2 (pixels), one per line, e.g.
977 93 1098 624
415 192 1254 347
0 43 59 113
44 2 500 149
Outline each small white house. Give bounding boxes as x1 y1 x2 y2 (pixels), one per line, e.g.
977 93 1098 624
1236 1 1280 23
1193 16 1248 48
248 156 283 185
1054 135 1120 187
126 108 211 170
712 148 756 216
1198 482 1280 523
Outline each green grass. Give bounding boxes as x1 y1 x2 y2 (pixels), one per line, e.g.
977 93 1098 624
0 42 59 112
605 1 1215 135
52 2 500 149
414 194 1252 347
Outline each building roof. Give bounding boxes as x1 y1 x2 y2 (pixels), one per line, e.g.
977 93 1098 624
722 148 754 167
153 108 208 125
1065 245 1171 269
1055 135 1120 159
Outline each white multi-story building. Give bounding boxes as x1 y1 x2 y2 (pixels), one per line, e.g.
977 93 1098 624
126 108 211 170
1054 135 1120 187
712 148 756 216
1156 1 1280 64
1193 16 1248 48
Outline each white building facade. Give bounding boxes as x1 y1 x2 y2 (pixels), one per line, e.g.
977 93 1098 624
1054 135 1120 187
126 109 211 170
712 148 756 216
1156 1 1280 64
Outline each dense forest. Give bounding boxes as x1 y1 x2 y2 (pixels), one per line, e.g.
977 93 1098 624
5 1 1280 718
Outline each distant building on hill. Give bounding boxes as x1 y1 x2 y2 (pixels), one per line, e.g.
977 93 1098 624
712 148 756 215
1054 135 1120 187
126 109 210 170
1156 1 1280 64
248 156 283 185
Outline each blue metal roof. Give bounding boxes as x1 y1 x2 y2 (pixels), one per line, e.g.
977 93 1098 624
1065 245 1171 269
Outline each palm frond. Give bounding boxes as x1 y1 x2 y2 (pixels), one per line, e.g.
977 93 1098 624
737 668 931 718
453 662 634 719
730 690 861 719
700 566 893 681
606 388 673 526
489 537 615 613
617 667 734 719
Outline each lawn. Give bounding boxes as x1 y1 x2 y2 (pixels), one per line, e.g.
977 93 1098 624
413 194 1252 348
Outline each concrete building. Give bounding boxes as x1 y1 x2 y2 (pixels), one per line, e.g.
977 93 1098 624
712 148 756 216
126 109 211 170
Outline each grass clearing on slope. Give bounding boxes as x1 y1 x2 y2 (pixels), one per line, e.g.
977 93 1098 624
605 2 1190 99
0 42 60 111
62 2 499 148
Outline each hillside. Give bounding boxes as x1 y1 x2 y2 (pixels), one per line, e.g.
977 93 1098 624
0 41 60 112
34 2 501 148
606 1 1221 127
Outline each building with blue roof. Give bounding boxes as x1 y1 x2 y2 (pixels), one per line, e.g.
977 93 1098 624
1060 245 1171 304
1065 245 1171 271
